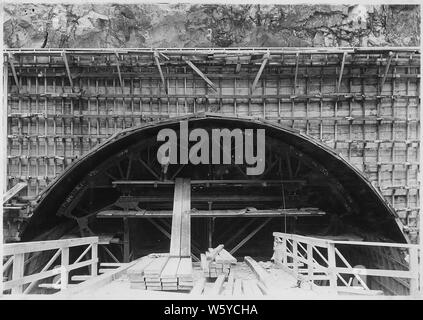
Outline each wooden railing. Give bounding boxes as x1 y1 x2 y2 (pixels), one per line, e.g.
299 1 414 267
3 237 98 294
272 232 421 296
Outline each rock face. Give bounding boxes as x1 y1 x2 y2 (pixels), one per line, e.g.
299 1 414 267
3 4 420 48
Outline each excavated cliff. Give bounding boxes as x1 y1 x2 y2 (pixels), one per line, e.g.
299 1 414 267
3 4 420 48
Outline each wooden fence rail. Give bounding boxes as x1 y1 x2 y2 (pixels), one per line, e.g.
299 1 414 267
2 237 99 294
272 232 421 297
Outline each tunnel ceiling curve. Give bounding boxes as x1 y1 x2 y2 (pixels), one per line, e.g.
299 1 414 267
23 113 406 242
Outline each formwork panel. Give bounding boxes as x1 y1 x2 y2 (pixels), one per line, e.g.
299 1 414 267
4 48 420 237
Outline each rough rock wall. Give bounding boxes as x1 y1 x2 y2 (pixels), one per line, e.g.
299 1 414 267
3 4 420 48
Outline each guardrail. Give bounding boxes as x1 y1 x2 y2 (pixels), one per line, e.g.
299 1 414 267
272 232 420 296
3 237 98 294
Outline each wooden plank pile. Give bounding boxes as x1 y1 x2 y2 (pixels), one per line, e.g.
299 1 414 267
201 245 237 278
127 255 194 291
128 178 194 292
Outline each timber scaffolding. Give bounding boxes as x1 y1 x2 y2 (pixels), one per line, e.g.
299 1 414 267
3 47 420 243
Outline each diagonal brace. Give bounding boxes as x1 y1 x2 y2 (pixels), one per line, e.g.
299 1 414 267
186 59 218 92
251 52 270 94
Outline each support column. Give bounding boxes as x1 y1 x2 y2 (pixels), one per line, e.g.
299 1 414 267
123 217 130 263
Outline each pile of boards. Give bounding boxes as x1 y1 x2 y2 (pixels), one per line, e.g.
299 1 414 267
201 245 237 278
127 254 194 291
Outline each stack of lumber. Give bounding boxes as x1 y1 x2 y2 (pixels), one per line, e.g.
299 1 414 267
127 255 194 291
128 179 194 292
201 245 237 278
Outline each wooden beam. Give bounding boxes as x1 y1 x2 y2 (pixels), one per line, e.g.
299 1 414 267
123 217 130 263
7 54 21 92
3 182 27 203
229 218 272 255
381 51 394 90
138 158 160 179
180 179 191 257
61 51 74 91
154 51 168 94
251 52 269 94
294 52 300 95
185 60 218 92
210 275 225 295
97 208 325 218
190 277 206 295
244 256 271 288
337 52 347 92
113 179 306 186
114 52 124 93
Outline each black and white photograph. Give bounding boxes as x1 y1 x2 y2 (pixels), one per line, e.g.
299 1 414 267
0 0 422 305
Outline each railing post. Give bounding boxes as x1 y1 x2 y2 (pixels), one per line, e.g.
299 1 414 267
60 248 69 290
91 242 98 276
409 246 419 296
307 243 313 282
327 242 337 291
282 237 287 266
292 239 298 274
273 237 282 264
11 253 24 294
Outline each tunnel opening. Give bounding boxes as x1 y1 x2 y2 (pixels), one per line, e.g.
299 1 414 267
21 114 408 294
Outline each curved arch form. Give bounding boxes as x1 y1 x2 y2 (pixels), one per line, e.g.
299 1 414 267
23 113 405 242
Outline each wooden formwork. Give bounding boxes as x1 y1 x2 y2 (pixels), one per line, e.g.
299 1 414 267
3 48 420 237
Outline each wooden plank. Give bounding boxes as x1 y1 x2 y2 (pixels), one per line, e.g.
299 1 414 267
242 280 256 296
224 273 234 296
190 278 206 295
3 237 99 256
11 253 25 294
176 257 193 278
185 60 218 92
3 182 27 203
144 256 170 276
216 249 237 264
210 275 225 295
160 257 181 279
179 178 191 257
233 279 243 296
251 53 269 93
71 275 92 282
244 256 271 288
127 256 155 281
169 178 184 256
206 244 224 261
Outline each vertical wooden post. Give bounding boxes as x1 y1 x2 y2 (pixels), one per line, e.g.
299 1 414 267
60 248 69 291
409 246 419 296
11 253 25 294
273 238 283 264
91 242 98 276
1 44 10 297
327 242 337 291
307 243 313 282
123 217 130 262
292 239 298 274
207 218 213 249
282 237 287 266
